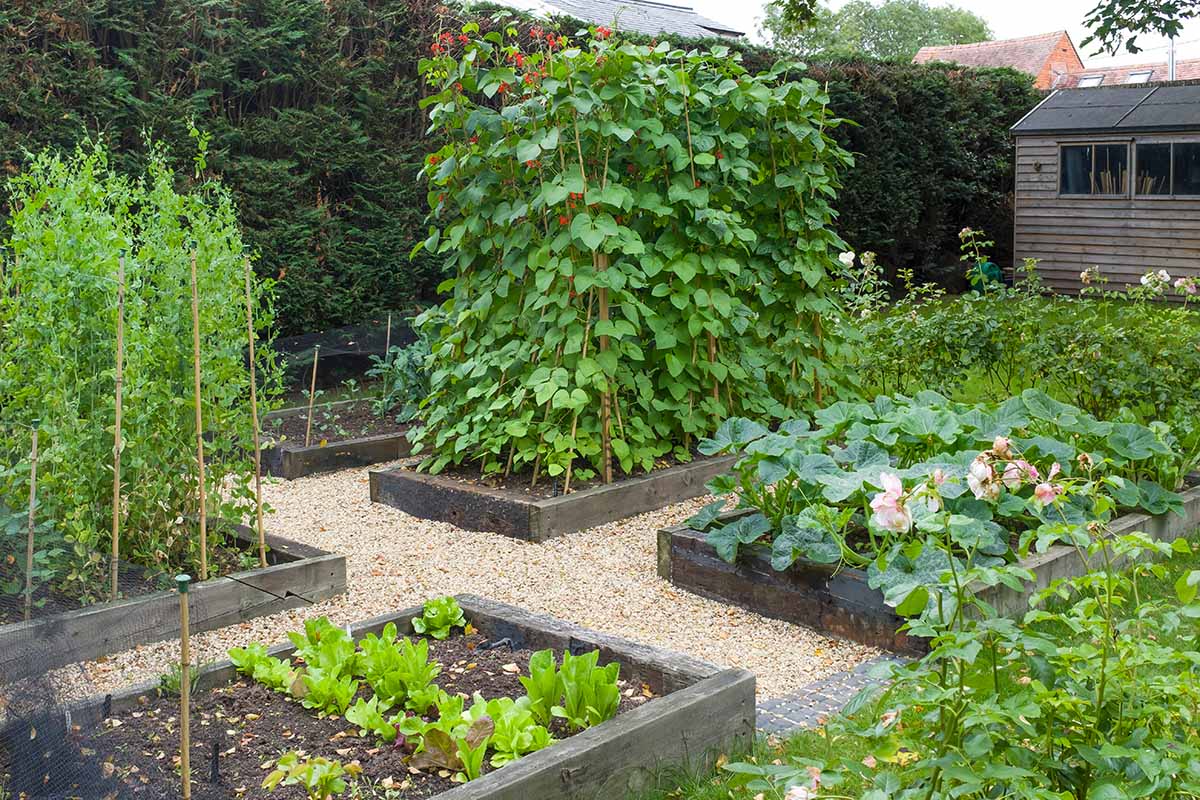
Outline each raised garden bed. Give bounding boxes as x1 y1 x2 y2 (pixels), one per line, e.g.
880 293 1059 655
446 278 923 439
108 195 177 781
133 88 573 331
28 596 754 799
0 525 346 681
370 456 738 541
262 399 414 479
658 483 1200 655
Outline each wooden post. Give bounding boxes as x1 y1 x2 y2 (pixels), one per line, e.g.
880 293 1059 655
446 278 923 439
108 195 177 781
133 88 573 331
111 257 126 600
304 345 320 448
384 312 392 356
190 253 208 582
176 574 192 800
23 421 39 622
596 253 612 485
243 259 267 568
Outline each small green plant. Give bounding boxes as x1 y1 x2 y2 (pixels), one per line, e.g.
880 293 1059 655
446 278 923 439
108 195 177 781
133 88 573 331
345 696 399 743
263 752 360 799
298 666 359 717
368 335 430 423
551 650 621 732
288 617 358 678
519 649 562 727
411 596 466 640
357 624 442 713
229 642 293 692
484 696 553 767
157 657 210 697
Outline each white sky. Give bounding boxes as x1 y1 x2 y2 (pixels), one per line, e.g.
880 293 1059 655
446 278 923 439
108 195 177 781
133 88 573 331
690 0 1200 66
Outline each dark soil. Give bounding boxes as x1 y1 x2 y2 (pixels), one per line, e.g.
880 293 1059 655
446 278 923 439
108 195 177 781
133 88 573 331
421 452 695 501
25 632 651 800
265 400 409 447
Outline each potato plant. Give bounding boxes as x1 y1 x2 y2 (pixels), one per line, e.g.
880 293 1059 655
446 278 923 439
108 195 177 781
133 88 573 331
414 24 853 485
0 139 278 600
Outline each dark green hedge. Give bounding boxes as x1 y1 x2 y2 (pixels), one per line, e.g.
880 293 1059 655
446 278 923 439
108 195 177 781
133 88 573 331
0 2 1038 334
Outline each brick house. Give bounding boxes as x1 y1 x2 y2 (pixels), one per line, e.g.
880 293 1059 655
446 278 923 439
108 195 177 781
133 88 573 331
913 31 1085 90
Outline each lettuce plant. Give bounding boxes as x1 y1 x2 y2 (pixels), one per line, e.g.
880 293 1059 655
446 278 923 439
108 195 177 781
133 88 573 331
411 596 467 640
551 650 620 732
263 752 359 799
288 617 358 679
345 696 399 743
485 696 553 767
228 642 293 693
519 649 562 727
298 666 359 717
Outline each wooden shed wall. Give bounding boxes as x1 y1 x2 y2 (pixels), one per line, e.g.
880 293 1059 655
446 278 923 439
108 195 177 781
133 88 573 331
1014 134 1200 292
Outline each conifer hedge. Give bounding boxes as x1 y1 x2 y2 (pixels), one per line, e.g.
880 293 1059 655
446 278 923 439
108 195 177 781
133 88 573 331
0 1 1037 334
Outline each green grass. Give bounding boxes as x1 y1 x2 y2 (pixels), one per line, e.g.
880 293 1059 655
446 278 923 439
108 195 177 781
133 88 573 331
628 532 1200 800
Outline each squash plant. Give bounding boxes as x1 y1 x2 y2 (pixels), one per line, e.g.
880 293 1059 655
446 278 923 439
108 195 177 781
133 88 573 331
414 25 853 485
0 139 278 600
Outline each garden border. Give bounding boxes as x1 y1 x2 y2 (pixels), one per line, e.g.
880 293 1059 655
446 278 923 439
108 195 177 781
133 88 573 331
658 484 1200 654
369 456 738 541
0 525 346 681
262 400 414 479
61 595 756 799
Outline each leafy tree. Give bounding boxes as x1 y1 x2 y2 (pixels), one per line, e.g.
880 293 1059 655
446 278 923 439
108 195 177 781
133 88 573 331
414 25 855 486
765 0 992 60
1083 0 1198 54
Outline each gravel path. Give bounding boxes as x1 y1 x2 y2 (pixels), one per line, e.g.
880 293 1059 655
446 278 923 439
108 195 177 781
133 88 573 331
78 462 880 698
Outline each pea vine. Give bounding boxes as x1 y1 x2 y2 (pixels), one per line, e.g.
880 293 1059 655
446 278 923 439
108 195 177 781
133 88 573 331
0 139 279 600
413 25 854 485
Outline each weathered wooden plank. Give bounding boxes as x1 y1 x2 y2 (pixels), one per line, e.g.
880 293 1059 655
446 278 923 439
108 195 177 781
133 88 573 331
370 456 736 542
0 528 346 681
262 428 414 479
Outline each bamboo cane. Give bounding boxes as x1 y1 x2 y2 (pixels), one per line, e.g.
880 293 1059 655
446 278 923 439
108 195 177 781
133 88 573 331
176 574 192 800
111 257 125 600
190 253 208 582
243 259 267 568
304 345 320 447
597 254 612 485
384 312 392 356
24 421 39 622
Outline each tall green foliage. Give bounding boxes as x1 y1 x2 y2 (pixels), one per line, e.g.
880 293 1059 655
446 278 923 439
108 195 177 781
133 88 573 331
0 141 277 599
414 25 853 484
0 0 444 336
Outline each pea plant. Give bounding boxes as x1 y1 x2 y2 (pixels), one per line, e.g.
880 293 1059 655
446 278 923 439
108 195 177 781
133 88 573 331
414 24 853 487
0 139 279 601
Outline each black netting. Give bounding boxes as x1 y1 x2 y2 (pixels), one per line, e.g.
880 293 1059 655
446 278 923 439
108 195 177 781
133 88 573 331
275 315 417 392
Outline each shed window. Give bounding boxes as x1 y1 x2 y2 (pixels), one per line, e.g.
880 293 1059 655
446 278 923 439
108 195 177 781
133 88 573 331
1174 143 1200 195
1135 143 1171 195
1061 144 1128 195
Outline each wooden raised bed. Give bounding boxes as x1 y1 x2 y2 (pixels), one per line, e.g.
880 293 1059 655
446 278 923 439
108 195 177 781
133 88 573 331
0 525 346 681
261 399 414 479
659 484 1200 655
370 456 738 542
60 595 755 799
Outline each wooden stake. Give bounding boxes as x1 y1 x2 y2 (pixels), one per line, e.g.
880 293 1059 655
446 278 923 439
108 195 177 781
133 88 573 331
176 574 193 800
243 259 267 568
190 253 208 582
304 345 320 447
111 257 126 600
24 421 38 622
597 254 612 485
384 312 392 355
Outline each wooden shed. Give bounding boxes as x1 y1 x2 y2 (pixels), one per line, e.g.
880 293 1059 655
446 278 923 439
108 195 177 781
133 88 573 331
1011 84 1200 291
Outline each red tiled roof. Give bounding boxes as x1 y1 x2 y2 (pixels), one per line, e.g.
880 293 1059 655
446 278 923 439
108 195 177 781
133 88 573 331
1060 57 1200 88
913 31 1074 76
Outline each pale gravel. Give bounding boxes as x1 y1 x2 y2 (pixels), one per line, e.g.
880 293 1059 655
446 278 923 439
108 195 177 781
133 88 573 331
78 462 880 698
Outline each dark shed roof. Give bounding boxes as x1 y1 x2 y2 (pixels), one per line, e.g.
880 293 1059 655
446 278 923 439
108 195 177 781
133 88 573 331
1012 84 1200 136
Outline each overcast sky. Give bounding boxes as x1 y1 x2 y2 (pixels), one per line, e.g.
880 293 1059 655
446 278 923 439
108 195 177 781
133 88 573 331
690 0 1200 65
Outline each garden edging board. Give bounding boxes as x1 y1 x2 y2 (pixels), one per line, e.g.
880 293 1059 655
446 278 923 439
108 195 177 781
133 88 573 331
0 525 346 681
62 595 756 800
369 456 738 541
658 483 1200 654
262 400 414 479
